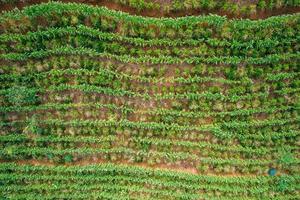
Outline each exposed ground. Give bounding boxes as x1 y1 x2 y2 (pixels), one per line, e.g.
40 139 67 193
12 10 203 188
1 0 300 19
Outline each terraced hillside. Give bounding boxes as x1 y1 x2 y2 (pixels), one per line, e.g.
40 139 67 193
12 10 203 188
0 1 300 199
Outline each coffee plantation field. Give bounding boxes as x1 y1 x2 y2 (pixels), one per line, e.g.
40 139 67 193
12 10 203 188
0 1 299 199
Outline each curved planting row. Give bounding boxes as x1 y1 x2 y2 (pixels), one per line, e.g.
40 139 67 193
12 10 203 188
1 162 299 199
0 2 299 199
1 0 300 18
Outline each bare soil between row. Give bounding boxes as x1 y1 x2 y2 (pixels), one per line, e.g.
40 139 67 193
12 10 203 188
1 0 300 19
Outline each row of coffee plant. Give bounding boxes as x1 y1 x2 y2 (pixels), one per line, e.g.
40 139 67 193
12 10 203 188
1 0 299 17
0 2 299 199
0 162 299 199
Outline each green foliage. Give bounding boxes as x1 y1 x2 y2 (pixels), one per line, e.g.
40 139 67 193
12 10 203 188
278 150 296 165
5 86 39 106
63 154 74 163
276 176 291 192
23 115 41 135
0 2 299 199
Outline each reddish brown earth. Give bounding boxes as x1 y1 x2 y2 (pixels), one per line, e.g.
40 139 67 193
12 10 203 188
0 0 300 19
10 158 198 174
14 159 281 176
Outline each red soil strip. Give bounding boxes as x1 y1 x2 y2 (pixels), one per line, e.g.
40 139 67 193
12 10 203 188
0 0 300 19
12 159 199 174
12 159 272 176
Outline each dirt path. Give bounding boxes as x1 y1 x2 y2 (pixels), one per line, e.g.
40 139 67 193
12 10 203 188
0 0 299 19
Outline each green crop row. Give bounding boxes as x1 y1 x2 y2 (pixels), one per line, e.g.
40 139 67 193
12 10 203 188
1 25 298 58
2 46 300 65
0 163 299 198
1 2 300 41
1 83 297 103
